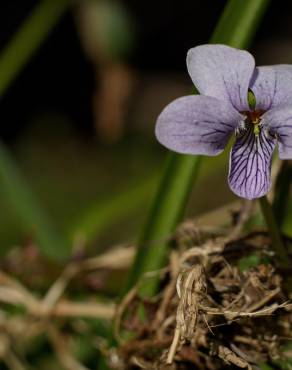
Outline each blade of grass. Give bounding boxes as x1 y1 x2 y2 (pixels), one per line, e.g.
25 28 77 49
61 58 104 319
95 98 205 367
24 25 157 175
210 0 270 47
0 0 71 98
0 141 70 258
124 0 271 296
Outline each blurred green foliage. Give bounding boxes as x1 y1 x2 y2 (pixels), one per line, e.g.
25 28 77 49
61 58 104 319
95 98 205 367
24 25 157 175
0 140 70 258
0 0 70 98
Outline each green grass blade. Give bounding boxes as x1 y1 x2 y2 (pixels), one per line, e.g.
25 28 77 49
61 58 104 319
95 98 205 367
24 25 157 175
0 141 70 258
0 0 70 97
210 0 270 46
125 0 271 296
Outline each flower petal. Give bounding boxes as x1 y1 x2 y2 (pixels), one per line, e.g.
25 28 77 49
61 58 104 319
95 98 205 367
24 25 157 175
262 105 292 159
155 95 242 155
228 125 276 199
187 44 255 111
250 65 292 110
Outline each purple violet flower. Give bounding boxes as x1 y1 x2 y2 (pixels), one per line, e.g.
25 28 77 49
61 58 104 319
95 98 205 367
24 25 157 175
155 44 292 199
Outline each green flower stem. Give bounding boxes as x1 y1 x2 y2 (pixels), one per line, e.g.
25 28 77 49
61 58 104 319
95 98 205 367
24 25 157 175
272 161 292 227
124 154 200 295
124 0 271 296
259 195 290 269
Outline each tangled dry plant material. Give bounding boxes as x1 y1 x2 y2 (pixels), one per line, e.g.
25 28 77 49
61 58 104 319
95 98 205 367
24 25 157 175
114 223 292 370
0 245 135 370
0 203 291 370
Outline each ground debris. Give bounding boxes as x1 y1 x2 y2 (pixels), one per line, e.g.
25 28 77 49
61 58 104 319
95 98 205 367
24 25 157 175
115 227 292 370
217 345 252 369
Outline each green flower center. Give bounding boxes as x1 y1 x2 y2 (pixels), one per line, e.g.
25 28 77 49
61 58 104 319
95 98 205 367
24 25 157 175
245 110 263 136
245 89 265 137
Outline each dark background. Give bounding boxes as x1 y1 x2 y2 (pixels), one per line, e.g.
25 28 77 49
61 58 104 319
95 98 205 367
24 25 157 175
2 0 290 140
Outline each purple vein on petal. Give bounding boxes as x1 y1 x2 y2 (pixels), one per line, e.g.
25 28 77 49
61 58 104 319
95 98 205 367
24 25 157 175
228 125 276 199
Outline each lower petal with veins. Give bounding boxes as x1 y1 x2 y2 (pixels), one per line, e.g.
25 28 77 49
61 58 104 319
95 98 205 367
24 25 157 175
228 125 275 199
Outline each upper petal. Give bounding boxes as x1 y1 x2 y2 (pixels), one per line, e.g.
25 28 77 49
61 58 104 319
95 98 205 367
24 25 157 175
262 105 292 159
228 125 276 199
155 95 242 156
250 65 292 110
187 44 255 112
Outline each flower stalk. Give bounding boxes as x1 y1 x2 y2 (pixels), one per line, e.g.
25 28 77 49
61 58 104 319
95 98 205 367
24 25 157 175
259 195 290 269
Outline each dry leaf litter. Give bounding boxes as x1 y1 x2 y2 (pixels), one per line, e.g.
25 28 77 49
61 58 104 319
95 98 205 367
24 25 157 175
113 222 292 370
